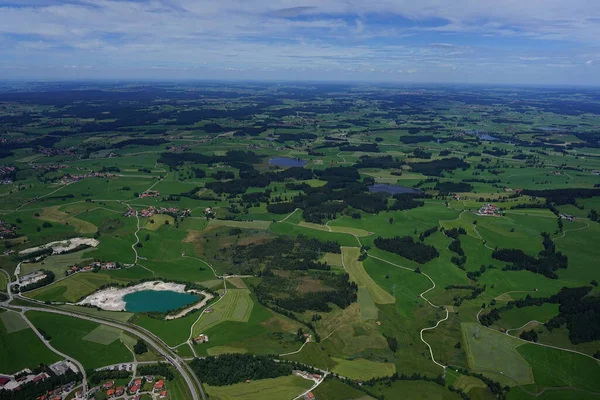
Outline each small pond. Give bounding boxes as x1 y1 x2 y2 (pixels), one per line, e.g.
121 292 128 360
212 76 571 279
368 184 422 195
124 290 199 313
268 157 308 167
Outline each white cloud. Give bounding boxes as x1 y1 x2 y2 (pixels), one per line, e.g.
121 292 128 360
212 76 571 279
0 0 599 82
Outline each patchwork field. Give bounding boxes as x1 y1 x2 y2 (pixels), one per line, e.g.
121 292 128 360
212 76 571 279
27 311 132 369
0 311 60 373
461 323 534 386
192 288 254 335
38 205 97 234
0 311 29 333
342 247 395 305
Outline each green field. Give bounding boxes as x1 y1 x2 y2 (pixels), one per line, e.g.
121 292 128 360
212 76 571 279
27 311 132 370
192 288 254 335
208 219 272 230
82 324 123 345
204 375 312 400
0 311 29 333
26 272 133 303
342 247 395 305
461 323 534 386
331 357 396 380
313 379 374 400
369 380 464 400
517 344 600 393
0 311 61 373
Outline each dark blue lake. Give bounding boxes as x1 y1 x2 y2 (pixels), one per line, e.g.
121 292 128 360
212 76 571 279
124 290 199 312
479 133 499 141
269 157 307 167
538 127 564 132
368 184 422 195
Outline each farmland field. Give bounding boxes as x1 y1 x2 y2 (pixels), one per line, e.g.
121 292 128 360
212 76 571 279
27 311 132 370
331 357 396 380
204 376 313 400
0 311 61 373
0 82 600 400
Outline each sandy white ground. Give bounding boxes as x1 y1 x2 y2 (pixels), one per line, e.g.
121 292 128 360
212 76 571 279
77 281 212 319
19 238 99 255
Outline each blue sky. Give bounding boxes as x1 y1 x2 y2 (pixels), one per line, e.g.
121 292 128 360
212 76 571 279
1 0 599 84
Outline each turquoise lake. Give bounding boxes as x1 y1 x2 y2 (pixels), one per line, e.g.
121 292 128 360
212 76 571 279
123 290 199 312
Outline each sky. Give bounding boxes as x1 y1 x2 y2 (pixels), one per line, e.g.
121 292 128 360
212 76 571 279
1 0 599 84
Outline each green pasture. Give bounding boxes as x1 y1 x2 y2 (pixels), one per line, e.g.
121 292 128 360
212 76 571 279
0 311 29 333
192 288 254 335
341 247 395 305
313 379 374 400
368 380 463 400
517 344 600 393
331 357 396 380
461 323 534 386
27 311 131 370
204 375 313 400
0 311 60 373
26 271 133 303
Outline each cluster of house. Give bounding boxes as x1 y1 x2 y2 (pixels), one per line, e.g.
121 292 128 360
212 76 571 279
477 203 501 217
0 220 18 239
96 377 168 399
192 333 209 344
0 165 16 184
30 163 69 171
124 206 191 218
203 207 216 217
19 270 48 286
38 147 76 157
166 145 190 153
66 261 119 275
0 360 78 394
59 172 116 184
139 190 160 198
560 213 576 221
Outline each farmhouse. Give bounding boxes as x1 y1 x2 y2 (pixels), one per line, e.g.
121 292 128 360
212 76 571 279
154 380 165 391
193 334 209 344
140 190 160 198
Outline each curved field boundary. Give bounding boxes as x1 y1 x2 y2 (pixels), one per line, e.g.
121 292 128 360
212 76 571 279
341 247 395 304
367 254 449 371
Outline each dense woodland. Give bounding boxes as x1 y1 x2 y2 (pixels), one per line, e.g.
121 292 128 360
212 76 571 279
492 233 567 278
189 354 292 386
374 236 439 264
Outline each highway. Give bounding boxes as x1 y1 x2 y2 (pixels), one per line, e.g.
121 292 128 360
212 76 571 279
1 287 204 400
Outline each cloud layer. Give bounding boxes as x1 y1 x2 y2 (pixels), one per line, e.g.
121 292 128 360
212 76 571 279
1 0 599 83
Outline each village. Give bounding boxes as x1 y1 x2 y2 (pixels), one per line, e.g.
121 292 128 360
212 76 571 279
476 203 502 217
0 220 18 239
0 360 79 397
124 206 191 218
65 261 120 276
139 190 160 198
59 172 117 185
86 375 170 400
